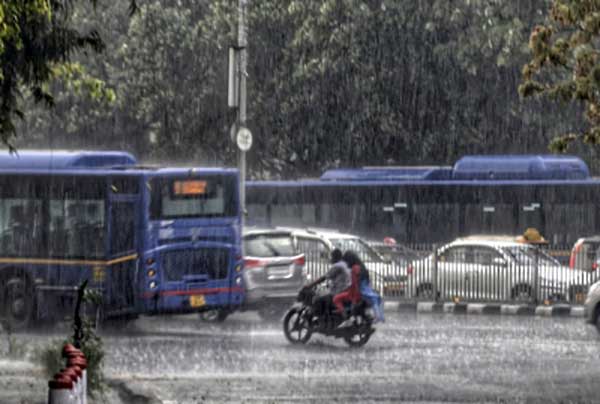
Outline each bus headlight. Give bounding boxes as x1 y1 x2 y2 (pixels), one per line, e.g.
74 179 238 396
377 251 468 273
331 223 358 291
235 276 242 286
147 269 156 277
149 281 158 289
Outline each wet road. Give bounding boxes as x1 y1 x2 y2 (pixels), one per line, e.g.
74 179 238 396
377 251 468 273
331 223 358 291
3 310 600 403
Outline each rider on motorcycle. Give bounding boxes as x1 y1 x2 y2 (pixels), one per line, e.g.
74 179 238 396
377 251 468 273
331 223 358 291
303 248 350 322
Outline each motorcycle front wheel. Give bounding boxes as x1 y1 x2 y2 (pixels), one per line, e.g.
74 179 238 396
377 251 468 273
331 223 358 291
283 307 312 344
343 314 374 348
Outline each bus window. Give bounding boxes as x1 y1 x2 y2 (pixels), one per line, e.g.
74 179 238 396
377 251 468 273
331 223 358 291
464 204 515 236
301 204 317 225
247 203 269 225
111 202 135 254
546 204 595 246
412 203 460 244
272 203 303 226
0 199 43 257
49 199 105 259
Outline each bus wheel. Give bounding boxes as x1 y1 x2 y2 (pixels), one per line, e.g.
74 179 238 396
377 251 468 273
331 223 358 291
2 276 34 331
199 309 228 323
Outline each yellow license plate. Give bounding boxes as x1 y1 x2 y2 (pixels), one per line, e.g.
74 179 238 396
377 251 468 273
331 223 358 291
190 295 206 308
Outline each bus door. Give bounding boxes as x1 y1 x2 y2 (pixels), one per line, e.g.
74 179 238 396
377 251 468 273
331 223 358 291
104 192 138 317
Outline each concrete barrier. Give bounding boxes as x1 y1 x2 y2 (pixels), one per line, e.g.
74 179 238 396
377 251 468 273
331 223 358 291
387 301 586 317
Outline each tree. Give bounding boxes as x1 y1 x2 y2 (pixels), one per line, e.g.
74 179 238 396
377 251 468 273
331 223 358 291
0 0 137 149
519 0 600 152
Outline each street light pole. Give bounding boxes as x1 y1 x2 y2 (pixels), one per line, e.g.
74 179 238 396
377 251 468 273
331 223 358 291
237 0 248 225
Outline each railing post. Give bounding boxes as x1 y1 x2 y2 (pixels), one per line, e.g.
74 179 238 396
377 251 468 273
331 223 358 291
432 244 438 302
532 247 539 305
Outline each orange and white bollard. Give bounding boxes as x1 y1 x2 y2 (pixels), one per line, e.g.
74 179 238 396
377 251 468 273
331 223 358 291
47 344 88 404
48 373 74 404
60 368 80 404
67 356 88 404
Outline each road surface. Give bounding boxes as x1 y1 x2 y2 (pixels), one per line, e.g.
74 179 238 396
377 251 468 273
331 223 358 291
1 310 599 403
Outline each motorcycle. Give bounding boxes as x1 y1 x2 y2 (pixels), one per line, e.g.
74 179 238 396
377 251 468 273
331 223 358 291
282 285 376 347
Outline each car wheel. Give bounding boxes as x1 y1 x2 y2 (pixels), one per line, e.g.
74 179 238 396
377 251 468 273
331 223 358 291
1 275 35 332
199 309 229 323
416 283 435 300
511 284 532 302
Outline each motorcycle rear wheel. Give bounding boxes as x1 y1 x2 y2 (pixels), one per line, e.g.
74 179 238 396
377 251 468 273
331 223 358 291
343 315 373 347
283 307 312 344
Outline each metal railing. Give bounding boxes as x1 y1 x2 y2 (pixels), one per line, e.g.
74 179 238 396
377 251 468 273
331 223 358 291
376 244 600 304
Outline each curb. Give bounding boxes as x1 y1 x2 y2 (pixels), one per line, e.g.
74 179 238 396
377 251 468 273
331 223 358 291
107 379 162 404
386 301 585 318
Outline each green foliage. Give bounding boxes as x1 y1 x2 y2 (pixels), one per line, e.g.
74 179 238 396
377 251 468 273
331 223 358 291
36 288 106 398
521 0 600 152
0 0 138 149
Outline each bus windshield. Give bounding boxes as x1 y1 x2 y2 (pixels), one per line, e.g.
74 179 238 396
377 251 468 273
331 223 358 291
150 175 238 219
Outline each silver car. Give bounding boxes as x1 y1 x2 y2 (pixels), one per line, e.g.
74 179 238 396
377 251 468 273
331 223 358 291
584 281 600 332
242 228 307 319
411 238 589 302
280 227 401 296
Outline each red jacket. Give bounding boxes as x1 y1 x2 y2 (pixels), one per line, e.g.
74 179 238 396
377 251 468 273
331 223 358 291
348 264 362 304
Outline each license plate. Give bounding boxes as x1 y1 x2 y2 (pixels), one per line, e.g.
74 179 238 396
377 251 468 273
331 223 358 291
190 294 206 308
268 266 290 278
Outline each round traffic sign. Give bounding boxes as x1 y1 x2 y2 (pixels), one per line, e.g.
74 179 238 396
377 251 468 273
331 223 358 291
236 127 253 151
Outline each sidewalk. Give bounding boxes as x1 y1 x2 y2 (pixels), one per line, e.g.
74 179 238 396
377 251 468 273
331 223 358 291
384 300 585 318
0 359 132 404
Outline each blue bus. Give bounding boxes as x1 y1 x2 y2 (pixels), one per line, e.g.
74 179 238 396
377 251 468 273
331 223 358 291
0 151 244 329
246 155 599 256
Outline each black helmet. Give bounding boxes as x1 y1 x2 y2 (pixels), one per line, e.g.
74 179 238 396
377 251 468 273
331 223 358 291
330 248 343 263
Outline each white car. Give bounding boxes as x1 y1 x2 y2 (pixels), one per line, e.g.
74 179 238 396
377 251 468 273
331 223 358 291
410 237 590 302
277 227 404 296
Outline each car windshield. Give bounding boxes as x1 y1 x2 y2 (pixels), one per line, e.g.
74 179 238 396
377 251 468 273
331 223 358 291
330 238 382 262
244 234 296 257
502 246 560 266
